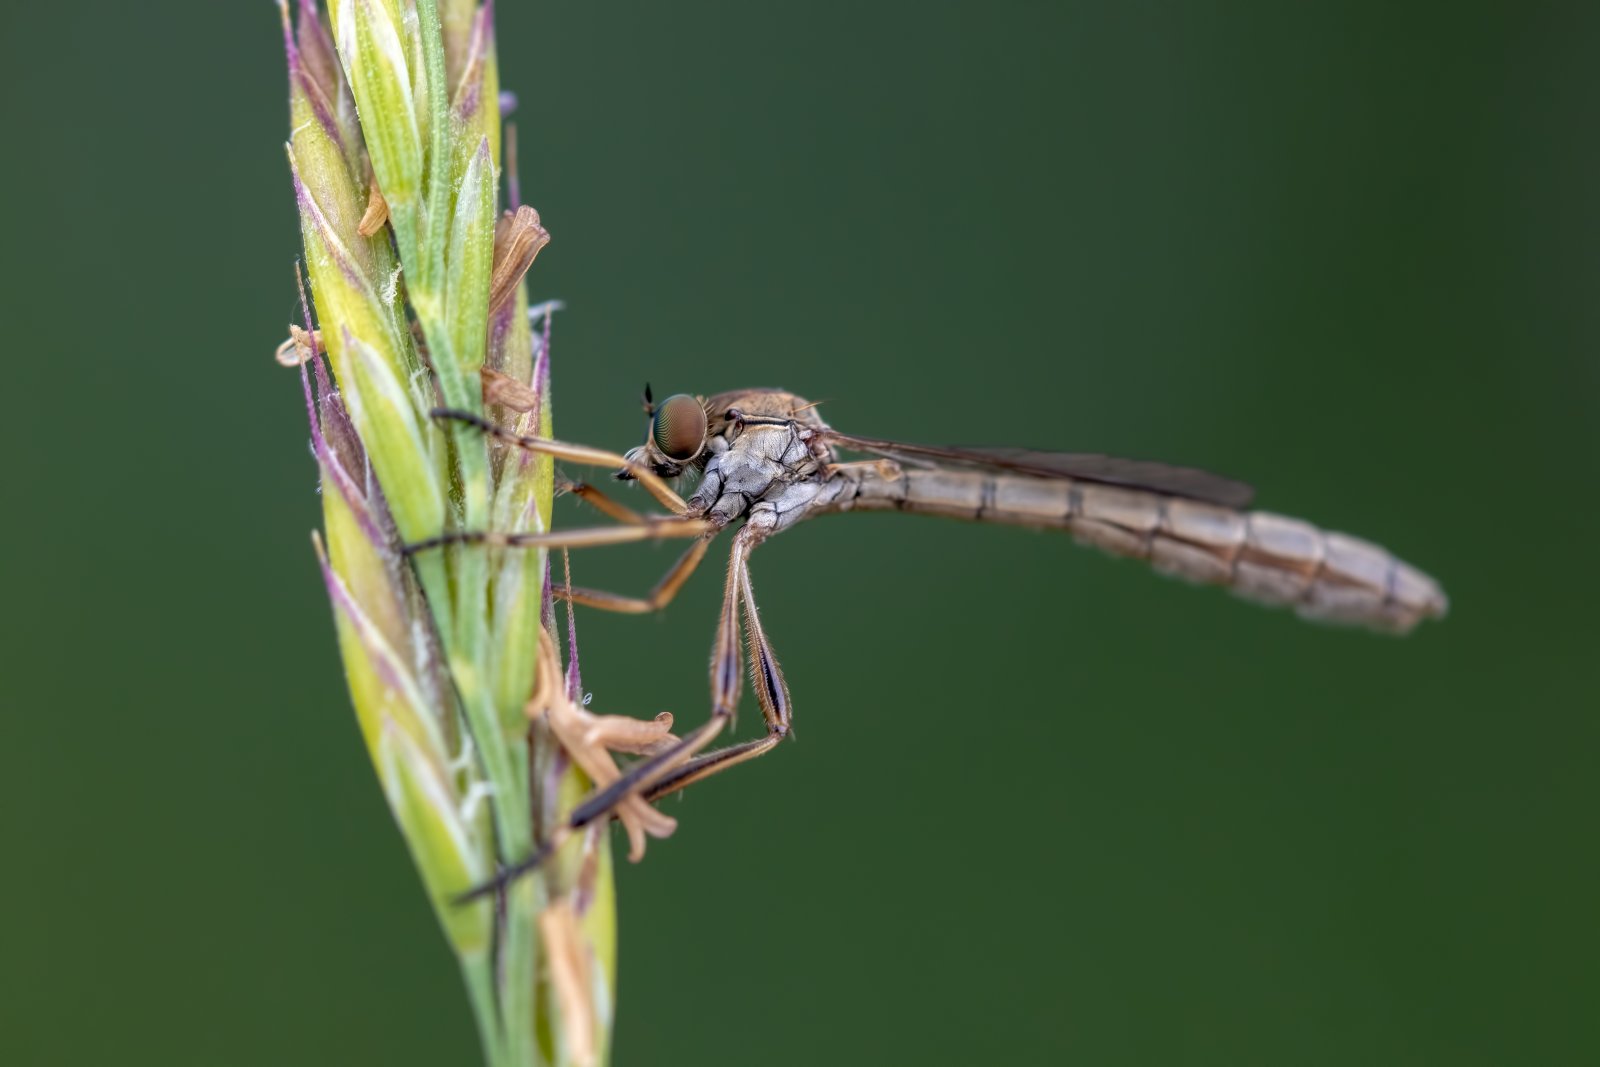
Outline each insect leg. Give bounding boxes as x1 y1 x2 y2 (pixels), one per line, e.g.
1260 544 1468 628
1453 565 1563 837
640 735 785 802
402 516 708 555
569 527 760 797
432 407 690 514
735 527 791 733
557 476 647 525
456 528 768 903
638 534 792 798
556 536 714 614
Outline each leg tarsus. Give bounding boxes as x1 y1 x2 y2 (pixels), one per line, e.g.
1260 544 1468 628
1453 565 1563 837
431 407 689 513
454 842 556 904
643 731 786 803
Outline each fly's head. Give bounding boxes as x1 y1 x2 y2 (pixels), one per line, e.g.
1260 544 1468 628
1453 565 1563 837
615 386 709 482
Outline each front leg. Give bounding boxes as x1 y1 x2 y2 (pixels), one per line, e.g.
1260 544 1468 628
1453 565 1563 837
432 407 690 514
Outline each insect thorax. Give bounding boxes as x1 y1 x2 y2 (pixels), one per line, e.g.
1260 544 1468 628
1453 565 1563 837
688 394 841 532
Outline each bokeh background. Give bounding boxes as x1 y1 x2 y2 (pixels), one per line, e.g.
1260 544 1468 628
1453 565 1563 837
3 1 1597 1064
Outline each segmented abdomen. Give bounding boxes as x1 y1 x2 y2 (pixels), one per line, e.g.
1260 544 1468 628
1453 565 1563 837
831 466 1447 634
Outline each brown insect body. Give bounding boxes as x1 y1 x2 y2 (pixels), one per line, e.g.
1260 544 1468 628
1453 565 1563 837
434 386 1446 899
634 388 1445 634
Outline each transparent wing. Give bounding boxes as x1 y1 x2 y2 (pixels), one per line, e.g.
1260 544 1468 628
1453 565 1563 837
821 431 1255 509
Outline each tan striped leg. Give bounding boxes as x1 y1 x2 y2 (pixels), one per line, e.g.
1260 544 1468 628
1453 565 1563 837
431 407 690 514
555 537 714 614
403 515 708 555
557 476 647 525
456 526 790 902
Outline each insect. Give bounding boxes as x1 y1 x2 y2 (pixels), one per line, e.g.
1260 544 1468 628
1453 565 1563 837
423 387 1446 899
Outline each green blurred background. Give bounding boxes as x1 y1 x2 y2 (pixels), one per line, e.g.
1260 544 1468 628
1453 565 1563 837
3 1 1596 1063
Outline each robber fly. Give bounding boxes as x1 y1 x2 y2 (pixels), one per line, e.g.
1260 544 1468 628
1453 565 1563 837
423 387 1445 899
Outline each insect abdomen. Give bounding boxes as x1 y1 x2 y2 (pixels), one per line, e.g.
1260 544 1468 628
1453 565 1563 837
835 467 1447 634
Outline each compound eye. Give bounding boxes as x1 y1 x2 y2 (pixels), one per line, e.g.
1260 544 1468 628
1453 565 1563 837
650 393 707 461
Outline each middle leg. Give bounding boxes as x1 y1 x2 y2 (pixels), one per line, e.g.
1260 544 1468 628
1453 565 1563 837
544 474 715 613
557 476 648 525
403 515 707 555
555 536 715 615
